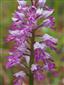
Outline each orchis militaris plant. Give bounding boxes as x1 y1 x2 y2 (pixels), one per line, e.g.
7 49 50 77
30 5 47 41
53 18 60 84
6 0 58 85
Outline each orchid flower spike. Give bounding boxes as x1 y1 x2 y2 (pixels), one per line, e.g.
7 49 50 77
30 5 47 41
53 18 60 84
6 0 58 85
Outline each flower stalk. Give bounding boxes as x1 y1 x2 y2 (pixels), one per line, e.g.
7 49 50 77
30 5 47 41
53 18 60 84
29 30 35 85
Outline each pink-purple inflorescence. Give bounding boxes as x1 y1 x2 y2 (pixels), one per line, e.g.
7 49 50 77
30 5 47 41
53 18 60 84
6 0 58 85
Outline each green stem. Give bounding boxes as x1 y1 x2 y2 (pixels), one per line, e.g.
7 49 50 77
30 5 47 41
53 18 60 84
29 72 33 85
29 30 35 85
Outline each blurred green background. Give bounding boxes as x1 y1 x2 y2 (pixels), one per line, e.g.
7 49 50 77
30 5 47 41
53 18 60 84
0 0 64 85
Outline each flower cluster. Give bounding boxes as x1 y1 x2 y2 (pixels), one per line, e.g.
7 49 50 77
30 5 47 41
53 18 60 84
6 0 58 85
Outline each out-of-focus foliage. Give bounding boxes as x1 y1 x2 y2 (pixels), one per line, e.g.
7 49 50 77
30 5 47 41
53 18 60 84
0 0 64 85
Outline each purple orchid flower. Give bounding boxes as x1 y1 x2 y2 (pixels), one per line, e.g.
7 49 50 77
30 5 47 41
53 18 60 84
6 0 58 85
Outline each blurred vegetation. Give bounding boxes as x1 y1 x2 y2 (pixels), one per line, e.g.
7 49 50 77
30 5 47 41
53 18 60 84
0 0 64 85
